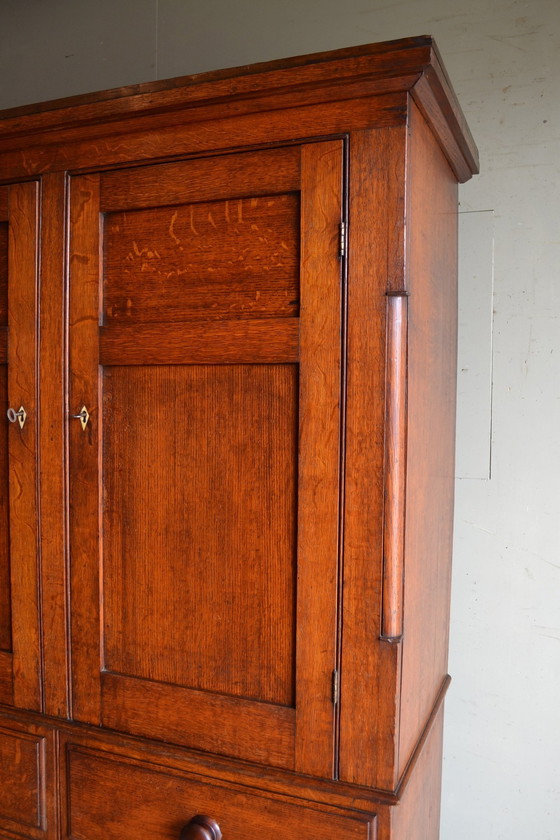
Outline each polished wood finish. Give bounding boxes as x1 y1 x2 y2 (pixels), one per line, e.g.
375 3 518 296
99 319 300 365
397 101 459 777
0 198 10 670
339 126 405 791
0 182 43 713
68 141 342 775
0 717 57 840
63 743 375 840
0 725 46 830
102 364 297 706
38 171 70 720
381 293 408 642
0 37 477 840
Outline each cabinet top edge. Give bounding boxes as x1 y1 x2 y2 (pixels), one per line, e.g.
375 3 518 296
0 35 478 179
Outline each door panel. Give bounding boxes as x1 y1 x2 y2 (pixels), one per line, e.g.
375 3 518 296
69 143 344 775
102 363 297 707
103 192 300 323
0 183 41 710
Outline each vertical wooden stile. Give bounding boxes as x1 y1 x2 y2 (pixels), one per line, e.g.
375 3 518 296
68 174 102 724
7 181 42 711
295 140 344 778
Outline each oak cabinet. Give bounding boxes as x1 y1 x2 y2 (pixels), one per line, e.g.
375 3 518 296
0 36 477 840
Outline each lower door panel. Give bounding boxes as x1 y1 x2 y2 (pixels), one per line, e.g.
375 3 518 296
0 714 57 840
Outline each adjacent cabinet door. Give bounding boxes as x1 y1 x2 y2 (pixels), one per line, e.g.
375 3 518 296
0 182 42 711
68 142 345 777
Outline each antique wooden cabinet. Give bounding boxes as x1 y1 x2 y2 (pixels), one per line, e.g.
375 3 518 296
0 36 477 840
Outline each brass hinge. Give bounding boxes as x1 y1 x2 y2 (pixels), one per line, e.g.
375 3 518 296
332 669 340 705
339 221 347 258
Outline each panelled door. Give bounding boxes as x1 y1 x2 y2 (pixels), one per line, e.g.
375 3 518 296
68 142 344 777
0 182 41 710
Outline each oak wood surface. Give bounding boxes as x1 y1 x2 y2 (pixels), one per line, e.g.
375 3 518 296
0 716 58 840
100 672 296 768
103 194 299 323
0 725 46 830
0 327 6 365
102 364 297 707
7 181 42 712
68 173 103 725
389 705 445 840
63 744 375 840
0 365 11 659
397 101 458 776
0 220 7 322
0 94 406 181
99 145 301 212
339 127 406 791
38 171 70 719
294 140 343 778
0 676 450 817
0 201 10 662
69 141 343 774
381 293 408 642
99 320 299 365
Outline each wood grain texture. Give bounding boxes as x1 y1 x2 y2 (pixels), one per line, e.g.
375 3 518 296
390 705 445 840
0 189 10 683
0 36 477 184
0 650 12 704
39 171 70 719
339 127 406 791
294 140 343 778
381 294 408 642
100 146 301 213
0 725 46 830
64 744 374 840
100 673 296 769
7 180 42 712
69 141 349 775
0 94 407 181
0 220 7 324
102 364 297 707
0 363 11 655
396 101 458 777
99 319 299 365
0 716 58 840
68 174 103 725
103 194 299 323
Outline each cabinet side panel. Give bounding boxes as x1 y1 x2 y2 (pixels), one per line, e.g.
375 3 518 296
391 705 445 840
398 101 458 775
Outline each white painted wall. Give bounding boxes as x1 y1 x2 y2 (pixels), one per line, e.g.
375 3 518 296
1 2 559 837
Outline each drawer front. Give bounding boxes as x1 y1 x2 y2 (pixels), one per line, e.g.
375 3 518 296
0 718 56 840
64 745 376 840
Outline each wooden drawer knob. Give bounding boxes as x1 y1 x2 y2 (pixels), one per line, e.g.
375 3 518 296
181 815 222 840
